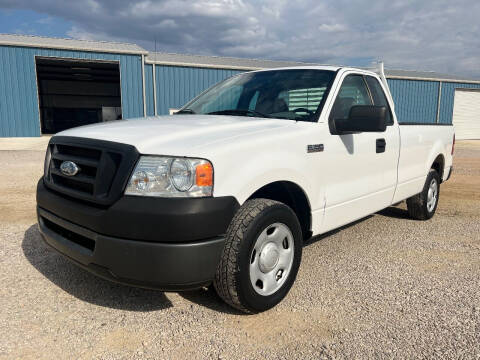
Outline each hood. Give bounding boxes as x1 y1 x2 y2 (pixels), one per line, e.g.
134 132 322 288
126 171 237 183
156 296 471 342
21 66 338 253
56 115 295 156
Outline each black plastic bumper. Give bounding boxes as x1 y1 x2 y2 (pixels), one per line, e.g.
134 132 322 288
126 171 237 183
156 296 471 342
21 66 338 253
36 179 240 290
37 179 239 242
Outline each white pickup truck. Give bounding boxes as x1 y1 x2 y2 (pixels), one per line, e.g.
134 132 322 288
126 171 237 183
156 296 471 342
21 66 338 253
37 65 455 313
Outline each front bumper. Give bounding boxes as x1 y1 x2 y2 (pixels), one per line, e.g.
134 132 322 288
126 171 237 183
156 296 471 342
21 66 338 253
36 179 239 290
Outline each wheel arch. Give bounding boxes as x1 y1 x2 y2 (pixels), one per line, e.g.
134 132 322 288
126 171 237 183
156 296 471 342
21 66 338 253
431 153 445 182
425 137 448 182
247 180 312 240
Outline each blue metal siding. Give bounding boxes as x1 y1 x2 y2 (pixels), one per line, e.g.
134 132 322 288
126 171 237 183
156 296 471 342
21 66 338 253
387 79 440 124
0 45 144 137
144 64 154 116
438 82 480 124
117 54 144 119
0 46 39 136
155 65 243 115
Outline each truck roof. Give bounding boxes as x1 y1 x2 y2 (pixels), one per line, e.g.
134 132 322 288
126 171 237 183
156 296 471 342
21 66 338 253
249 65 379 77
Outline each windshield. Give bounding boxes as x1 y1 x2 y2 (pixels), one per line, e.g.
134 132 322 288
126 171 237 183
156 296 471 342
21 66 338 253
180 69 335 122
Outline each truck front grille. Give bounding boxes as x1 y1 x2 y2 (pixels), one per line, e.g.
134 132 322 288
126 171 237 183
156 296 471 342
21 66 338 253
44 136 139 206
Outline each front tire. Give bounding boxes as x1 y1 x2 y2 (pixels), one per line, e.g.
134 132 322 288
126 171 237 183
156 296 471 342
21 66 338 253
406 169 440 220
214 198 303 313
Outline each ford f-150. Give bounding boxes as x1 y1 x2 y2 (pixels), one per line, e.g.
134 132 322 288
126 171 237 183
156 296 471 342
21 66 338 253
37 65 455 313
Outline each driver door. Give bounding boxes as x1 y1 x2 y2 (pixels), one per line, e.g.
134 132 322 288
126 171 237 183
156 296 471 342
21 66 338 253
321 73 399 232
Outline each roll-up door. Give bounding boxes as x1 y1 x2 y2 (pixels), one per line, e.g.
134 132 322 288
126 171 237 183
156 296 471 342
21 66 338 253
452 89 480 140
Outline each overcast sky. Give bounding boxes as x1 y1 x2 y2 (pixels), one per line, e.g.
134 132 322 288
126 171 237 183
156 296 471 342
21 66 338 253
0 0 479 78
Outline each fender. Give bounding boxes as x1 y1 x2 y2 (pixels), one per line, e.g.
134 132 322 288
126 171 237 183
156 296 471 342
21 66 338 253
425 139 446 180
235 169 314 207
212 150 322 210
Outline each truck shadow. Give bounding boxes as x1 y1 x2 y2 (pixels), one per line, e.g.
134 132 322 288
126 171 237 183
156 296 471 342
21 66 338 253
179 289 246 315
377 206 411 219
22 225 173 312
303 215 373 247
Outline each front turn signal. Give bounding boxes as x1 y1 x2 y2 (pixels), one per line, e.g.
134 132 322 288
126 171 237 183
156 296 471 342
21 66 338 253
196 163 213 187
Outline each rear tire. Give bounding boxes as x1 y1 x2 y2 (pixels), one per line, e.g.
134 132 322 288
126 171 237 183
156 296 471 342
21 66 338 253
406 169 440 220
214 198 302 313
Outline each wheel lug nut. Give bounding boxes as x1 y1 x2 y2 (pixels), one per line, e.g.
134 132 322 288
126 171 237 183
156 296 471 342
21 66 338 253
276 269 283 280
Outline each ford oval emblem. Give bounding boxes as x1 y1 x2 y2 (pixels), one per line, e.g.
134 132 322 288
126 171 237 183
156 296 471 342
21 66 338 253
60 161 80 176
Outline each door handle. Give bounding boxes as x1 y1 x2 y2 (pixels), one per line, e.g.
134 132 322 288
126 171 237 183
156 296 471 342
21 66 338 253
376 138 386 153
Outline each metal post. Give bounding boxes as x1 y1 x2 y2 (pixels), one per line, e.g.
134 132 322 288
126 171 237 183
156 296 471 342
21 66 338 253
141 54 147 117
153 63 157 116
436 81 442 123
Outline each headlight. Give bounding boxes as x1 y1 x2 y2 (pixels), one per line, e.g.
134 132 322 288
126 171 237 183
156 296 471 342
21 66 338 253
170 159 194 191
125 156 213 197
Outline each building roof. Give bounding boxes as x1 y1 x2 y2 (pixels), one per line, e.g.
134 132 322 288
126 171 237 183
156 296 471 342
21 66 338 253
384 68 480 83
0 33 148 55
146 51 480 83
145 52 321 70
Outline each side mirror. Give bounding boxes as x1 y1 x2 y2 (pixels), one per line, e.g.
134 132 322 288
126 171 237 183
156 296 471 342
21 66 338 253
334 105 387 134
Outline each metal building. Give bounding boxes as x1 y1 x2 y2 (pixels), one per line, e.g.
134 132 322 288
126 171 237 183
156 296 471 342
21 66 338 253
0 34 479 139
387 70 480 139
0 34 146 137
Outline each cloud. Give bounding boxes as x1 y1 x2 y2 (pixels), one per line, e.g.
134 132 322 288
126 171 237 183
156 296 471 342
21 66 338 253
36 16 53 24
318 24 348 33
0 0 479 77
66 26 99 41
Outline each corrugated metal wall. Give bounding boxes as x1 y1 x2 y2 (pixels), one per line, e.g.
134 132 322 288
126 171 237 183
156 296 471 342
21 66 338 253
154 65 243 115
2 43 480 137
387 79 440 124
0 45 144 137
388 78 480 124
438 82 480 124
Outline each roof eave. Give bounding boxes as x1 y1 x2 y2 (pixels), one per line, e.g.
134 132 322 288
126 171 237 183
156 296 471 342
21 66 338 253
144 59 341 72
144 59 260 70
0 40 148 55
386 75 480 84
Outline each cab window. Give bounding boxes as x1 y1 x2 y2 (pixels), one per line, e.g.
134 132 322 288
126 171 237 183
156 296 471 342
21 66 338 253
279 87 328 115
365 76 393 125
329 75 372 121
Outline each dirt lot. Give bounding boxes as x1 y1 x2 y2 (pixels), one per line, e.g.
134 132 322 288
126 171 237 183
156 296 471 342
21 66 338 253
0 141 479 359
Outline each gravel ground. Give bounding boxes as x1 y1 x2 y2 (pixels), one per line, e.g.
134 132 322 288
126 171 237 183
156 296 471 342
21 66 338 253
1 141 479 359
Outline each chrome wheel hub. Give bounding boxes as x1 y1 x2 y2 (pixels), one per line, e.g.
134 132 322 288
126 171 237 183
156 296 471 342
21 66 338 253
259 242 280 273
249 223 294 296
427 178 438 212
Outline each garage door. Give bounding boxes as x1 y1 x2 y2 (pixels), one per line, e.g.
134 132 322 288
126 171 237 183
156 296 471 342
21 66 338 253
452 89 480 140
36 57 122 134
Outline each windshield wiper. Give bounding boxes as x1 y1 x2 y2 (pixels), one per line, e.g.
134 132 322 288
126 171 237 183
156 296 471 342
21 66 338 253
175 108 196 114
207 109 271 118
